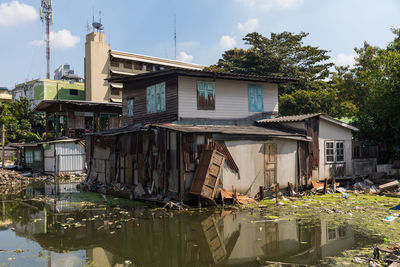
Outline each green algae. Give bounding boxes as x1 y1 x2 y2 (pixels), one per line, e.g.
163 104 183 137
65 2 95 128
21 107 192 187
251 193 400 265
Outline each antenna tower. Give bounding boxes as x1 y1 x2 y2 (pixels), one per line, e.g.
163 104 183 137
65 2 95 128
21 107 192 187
174 14 177 60
40 0 53 79
92 9 104 32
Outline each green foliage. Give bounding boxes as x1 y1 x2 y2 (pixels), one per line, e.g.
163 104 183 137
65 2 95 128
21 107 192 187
0 98 44 144
279 88 357 117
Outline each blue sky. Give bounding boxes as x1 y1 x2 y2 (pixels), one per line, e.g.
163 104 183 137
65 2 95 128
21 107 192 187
1 0 400 88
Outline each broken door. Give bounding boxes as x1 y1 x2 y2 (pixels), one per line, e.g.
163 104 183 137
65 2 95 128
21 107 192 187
190 150 225 200
264 143 277 187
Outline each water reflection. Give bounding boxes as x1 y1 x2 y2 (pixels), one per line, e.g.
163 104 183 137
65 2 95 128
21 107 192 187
0 191 372 267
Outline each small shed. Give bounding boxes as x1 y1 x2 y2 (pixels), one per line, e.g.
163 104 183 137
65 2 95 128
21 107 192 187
15 139 85 174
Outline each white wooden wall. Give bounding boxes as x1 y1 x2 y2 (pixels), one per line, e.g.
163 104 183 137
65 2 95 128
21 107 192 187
178 76 279 119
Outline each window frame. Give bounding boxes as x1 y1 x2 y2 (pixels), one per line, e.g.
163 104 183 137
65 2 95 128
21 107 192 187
197 80 215 110
127 98 134 117
248 84 264 112
146 82 166 114
325 140 345 164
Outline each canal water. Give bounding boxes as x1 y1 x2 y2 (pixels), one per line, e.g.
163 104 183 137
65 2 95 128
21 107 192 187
0 183 379 266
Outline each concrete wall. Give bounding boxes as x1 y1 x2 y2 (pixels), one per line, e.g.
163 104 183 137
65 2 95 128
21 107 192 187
178 76 279 119
43 79 84 101
85 32 110 102
318 119 353 179
221 138 297 197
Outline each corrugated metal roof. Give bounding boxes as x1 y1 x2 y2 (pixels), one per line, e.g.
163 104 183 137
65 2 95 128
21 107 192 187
150 123 310 141
33 100 122 112
88 123 311 141
107 68 299 84
257 113 322 123
257 113 359 131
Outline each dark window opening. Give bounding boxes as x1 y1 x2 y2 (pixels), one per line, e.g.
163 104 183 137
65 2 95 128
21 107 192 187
110 60 120 68
111 88 120 96
123 61 132 69
69 89 78 95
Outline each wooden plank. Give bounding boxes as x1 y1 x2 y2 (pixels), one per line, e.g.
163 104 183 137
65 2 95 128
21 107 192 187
264 143 277 186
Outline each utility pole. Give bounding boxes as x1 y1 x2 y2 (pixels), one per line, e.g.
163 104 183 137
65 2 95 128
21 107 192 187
2 124 5 168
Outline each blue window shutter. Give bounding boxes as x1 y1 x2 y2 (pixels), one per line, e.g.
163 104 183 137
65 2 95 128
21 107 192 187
197 81 205 97
257 86 264 111
248 84 264 112
127 99 134 116
146 86 152 113
155 84 161 111
207 82 215 102
146 85 156 113
159 82 166 111
248 85 256 111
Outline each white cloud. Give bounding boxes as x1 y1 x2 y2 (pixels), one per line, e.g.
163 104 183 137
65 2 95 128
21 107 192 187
238 18 259 32
235 0 304 11
30 29 80 49
220 35 236 50
177 51 194 63
333 53 356 67
0 1 37 26
178 41 199 50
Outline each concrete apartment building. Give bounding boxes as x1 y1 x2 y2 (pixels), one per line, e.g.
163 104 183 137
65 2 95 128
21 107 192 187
0 87 12 104
84 31 204 103
12 79 85 106
54 63 82 82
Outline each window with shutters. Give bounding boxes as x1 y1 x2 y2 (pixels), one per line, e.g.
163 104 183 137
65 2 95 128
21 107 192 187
248 84 264 112
146 82 166 113
197 81 215 110
127 98 134 117
25 151 33 164
325 140 345 163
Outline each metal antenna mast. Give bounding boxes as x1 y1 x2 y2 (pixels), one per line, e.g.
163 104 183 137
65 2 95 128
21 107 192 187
174 14 176 60
40 0 53 79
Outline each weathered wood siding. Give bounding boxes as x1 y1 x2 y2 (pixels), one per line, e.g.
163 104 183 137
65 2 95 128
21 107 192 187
122 75 178 126
178 76 279 119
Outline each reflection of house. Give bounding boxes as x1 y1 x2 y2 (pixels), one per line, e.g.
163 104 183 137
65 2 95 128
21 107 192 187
86 69 310 200
12 79 85 106
34 100 121 139
257 114 359 181
13 138 85 174
221 213 355 265
84 31 204 103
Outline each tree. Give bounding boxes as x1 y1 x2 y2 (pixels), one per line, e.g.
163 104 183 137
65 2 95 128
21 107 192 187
207 32 333 95
207 31 357 117
1 98 44 144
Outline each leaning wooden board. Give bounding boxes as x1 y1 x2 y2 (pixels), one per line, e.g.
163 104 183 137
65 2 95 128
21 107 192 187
190 150 225 200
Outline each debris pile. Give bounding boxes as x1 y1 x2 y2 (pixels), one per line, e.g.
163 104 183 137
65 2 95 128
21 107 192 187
0 168 28 186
